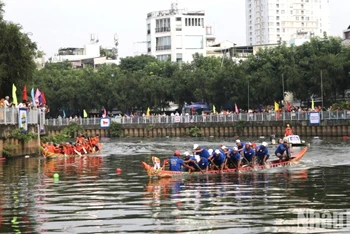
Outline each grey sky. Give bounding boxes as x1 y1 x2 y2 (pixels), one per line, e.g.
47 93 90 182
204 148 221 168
2 0 349 59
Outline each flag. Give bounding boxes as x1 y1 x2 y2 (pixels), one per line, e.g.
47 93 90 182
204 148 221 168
35 88 41 106
274 102 279 111
12 84 18 106
22 85 27 101
286 101 291 112
191 107 195 115
41 92 47 105
63 110 66 118
83 109 88 118
146 107 150 116
31 88 35 106
235 103 239 113
102 108 107 118
213 105 216 114
311 98 314 109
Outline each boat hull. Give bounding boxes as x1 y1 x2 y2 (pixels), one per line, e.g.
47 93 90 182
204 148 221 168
142 147 308 178
42 143 104 159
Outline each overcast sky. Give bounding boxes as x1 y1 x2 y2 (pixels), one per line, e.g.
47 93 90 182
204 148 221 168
2 0 349 59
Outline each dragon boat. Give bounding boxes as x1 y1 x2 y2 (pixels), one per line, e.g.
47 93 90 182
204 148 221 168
41 143 104 159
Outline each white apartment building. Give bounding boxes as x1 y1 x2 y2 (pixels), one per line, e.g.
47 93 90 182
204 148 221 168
246 0 330 45
146 3 207 63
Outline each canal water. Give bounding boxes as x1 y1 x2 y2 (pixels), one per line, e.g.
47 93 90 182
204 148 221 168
1 137 350 234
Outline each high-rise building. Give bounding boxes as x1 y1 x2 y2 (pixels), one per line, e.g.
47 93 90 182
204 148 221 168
246 0 330 45
146 3 207 63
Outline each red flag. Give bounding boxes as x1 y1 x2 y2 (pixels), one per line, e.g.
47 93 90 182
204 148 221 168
41 92 47 105
22 85 27 101
286 101 291 112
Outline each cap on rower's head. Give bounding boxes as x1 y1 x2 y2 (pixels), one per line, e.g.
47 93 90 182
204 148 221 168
214 149 221 154
221 145 227 150
183 151 190 157
236 139 241 143
208 149 213 155
262 142 268 147
174 150 181 156
233 147 238 151
193 144 199 150
283 139 288 143
246 142 251 146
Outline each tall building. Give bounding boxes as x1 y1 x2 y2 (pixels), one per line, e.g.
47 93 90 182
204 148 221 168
146 3 207 63
246 0 330 45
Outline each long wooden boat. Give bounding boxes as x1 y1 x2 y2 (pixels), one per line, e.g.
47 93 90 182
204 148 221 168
41 143 104 159
142 147 308 178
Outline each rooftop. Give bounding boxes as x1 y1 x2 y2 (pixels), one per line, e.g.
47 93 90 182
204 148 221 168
147 4 204 19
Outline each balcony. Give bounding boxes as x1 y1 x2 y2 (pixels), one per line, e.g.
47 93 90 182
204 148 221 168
155 27 171 33
156 45 171 51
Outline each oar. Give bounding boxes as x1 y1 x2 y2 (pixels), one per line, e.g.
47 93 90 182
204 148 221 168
193 160 205 174
74 149 82 157
209 158 220 170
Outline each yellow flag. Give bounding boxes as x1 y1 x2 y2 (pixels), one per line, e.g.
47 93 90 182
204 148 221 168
213 105 216 114
274 102 279 111
146 107 150 116
83 109 88 118
12 84 18 106
311 98 314 110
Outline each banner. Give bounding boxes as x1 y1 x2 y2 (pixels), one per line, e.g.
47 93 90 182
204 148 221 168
18 108 28 131
309 112 320 125
100 118 111 128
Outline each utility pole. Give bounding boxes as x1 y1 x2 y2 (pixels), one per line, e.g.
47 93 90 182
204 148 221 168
321 70 324 108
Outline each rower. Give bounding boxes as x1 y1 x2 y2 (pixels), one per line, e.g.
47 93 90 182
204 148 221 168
221 145 233 168
192 144 211 159
255 142 269 165
284 124 293 137
235 139 246 154
275 139 290 161
169 150 192 172
197 156 209 172
183 152 197 171
242 142 255 165
227 147 241 169
208 149 225 171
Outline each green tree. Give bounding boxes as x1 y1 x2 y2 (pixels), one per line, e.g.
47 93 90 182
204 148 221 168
0 1 37 95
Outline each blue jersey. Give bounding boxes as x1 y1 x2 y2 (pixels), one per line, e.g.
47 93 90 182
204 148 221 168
195 147 211 159
230 151 241 161
256 146 269 159
237 142 246 151
213 150 225 165
243 148 255 162
275 144 289 155
198 157 209 170
169 156 184 171
186 156 197 168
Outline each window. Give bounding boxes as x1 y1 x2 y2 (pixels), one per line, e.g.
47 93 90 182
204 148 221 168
198 18 201 26
185 18 188 26
176 17 181 21
157 54 171 61
192 18 194 26
176 53 182 63
155 18 170 33
195 18 198 26
276 16 280 20
156 36 171 51
147 24 150 35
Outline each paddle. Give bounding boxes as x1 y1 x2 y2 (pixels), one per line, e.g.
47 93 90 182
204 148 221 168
74 149 82 157
193 160 205 174
209 158 220 170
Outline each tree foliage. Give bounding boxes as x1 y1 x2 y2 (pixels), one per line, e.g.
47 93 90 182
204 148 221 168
31 36 350 117
0 1 37 96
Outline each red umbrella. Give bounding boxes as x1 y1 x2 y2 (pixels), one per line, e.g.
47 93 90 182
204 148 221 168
22 85 27 101
41 92 47 105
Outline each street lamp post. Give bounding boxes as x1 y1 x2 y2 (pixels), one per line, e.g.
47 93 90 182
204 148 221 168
321 70 324 109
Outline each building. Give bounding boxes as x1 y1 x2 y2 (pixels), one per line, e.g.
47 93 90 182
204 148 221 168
246 0 330 45
146 3 208 63
49 34 119 68
342 25 350 47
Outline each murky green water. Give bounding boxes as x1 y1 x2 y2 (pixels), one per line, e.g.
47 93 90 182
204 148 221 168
0 137 350 233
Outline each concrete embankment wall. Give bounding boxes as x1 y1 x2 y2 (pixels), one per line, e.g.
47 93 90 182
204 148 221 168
0 124 40 157
46 120 350 138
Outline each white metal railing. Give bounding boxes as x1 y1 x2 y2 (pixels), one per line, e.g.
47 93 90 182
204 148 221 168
44 110 350 126
0 107 45 125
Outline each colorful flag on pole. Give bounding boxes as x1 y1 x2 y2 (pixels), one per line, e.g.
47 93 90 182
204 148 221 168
213 105 216 114
146 107 150 116
41 92 47 105
83 109 88 118
35 88 41 106
102 108 107 118
311 98 314 110
31 88 35 106
235 103 239 114
274 102 279 111
12 84 18 106
63 110 66 118
22 85 27 101
286 101 291 112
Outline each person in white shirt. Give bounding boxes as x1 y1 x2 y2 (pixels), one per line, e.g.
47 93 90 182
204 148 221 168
4 96 12 107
